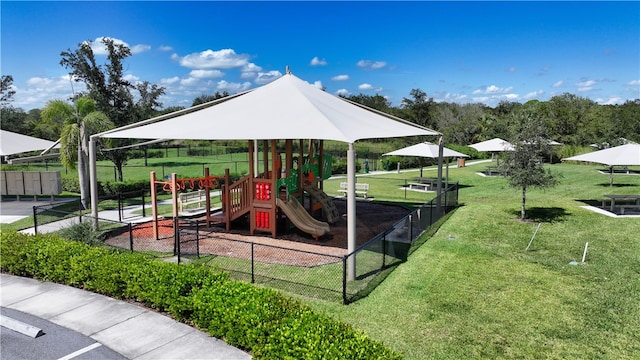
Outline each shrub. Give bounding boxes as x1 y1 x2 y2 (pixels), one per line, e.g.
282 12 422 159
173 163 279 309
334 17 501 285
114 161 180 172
0 232 401 359
57 222 103 245
62 177 81 193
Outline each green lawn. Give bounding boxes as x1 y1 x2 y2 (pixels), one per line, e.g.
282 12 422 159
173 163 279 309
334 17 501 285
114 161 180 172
6 155 640 358
304 162 640 359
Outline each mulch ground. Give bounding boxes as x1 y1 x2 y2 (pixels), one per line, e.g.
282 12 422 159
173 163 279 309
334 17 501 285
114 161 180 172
104 198 411 267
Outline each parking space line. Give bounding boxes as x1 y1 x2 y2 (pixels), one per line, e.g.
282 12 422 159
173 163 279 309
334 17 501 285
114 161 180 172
57 342 102 360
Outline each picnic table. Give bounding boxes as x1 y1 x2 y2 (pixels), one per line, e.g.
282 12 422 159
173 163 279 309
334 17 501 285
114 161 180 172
416 177 439 187
485 166 509 176
602 194 640 214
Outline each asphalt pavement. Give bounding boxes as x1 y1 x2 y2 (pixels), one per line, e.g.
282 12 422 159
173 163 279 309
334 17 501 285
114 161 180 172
0 274 252 360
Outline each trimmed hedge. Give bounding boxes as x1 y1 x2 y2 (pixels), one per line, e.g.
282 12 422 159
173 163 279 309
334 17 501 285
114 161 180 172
0 231 401 359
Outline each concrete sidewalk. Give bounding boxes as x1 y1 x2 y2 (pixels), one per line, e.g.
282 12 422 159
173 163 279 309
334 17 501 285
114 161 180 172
1 273 252 360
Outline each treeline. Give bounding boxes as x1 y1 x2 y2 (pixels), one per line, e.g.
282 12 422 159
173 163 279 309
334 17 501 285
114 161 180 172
339 90 640 149
3 91 638 149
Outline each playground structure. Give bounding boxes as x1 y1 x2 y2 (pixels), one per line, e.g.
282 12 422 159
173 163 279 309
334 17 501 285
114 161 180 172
149 139 339 240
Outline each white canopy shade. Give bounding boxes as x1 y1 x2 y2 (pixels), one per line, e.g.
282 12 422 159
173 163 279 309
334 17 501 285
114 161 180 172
383 142 469 158
100 72 438 142
562 143 640 166
0 130 60 156
469 138 514 152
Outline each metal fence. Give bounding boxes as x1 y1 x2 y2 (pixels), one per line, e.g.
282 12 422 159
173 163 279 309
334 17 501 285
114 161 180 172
171 183 459 304
31 183 459 304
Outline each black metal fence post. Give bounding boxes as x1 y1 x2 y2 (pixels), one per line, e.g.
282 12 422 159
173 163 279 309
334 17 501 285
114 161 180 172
173 217 178 257
251 243 255 283
32 206 38 235
342 256 348 305
382 232 387 268
176 227 181 264
141 190 146 217
128 223 134 252
118 193 122 222
195 221 200 258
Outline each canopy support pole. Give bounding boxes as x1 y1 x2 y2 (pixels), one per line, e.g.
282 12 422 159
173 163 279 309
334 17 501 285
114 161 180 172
89 137 99 230
347 142 356 281
436 136 444 214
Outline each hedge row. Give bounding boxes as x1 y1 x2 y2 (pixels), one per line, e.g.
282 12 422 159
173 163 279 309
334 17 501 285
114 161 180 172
0 231 401 359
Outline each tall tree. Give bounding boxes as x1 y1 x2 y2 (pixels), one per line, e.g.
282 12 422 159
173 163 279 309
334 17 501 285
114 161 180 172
41 97 114 209
540 93 595 146
500 106 560 220
401 89 435 129
60 38 165 180
1 75 16 106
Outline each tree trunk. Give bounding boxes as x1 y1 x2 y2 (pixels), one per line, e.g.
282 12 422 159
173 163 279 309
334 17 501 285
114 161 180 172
521 186 527 220
78 122 90 210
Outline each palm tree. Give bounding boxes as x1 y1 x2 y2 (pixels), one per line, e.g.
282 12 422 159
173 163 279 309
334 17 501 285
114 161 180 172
41 97 114 209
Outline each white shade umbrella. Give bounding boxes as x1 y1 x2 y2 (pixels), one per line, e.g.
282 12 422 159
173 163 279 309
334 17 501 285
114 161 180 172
469 138 515 152
563 143 640 166
384 142 469 158
384 142 470 186
0 130 59 156
563 143 640 186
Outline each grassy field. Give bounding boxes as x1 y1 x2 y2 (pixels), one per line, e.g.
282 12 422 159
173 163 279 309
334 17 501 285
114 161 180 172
305 162 640 359
5 152 639 358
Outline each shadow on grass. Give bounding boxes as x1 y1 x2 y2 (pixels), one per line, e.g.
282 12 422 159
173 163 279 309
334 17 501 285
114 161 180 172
596 183 638 188
510 206 570 223
577 199 601 207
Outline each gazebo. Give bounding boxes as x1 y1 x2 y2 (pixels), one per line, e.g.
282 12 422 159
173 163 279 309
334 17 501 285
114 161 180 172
91 69 439 279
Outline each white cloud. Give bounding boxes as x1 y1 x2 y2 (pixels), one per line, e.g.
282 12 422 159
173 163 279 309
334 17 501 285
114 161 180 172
552 80 564 88
159 45 173 52
576 79 596 92
627 80 640 86
332 74 349 81
240 63 264 79
310 57 327 66
357 60 387 70
312 80 324 90
254 70 282 85
160 76 180 85
216 80 252 93
335 88 350 97
175 49 250 69
180 77 200 86
577 80 597 87
433 92 468 103
11 75 84 109
131 44 152 54
357 83 383 91
507 66 517 72
596 96 624 105
523 90 544 100
88 37 150 55
473 85 513 95
189 70 225 79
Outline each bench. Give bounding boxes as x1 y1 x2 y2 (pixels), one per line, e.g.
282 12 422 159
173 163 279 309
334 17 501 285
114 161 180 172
602 194 640 214
338 182 369 198
178 189 208 212
407 183 431 192
619 205 640 215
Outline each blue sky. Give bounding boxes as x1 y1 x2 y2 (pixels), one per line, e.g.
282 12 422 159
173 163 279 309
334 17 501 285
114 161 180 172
2 1 639 111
